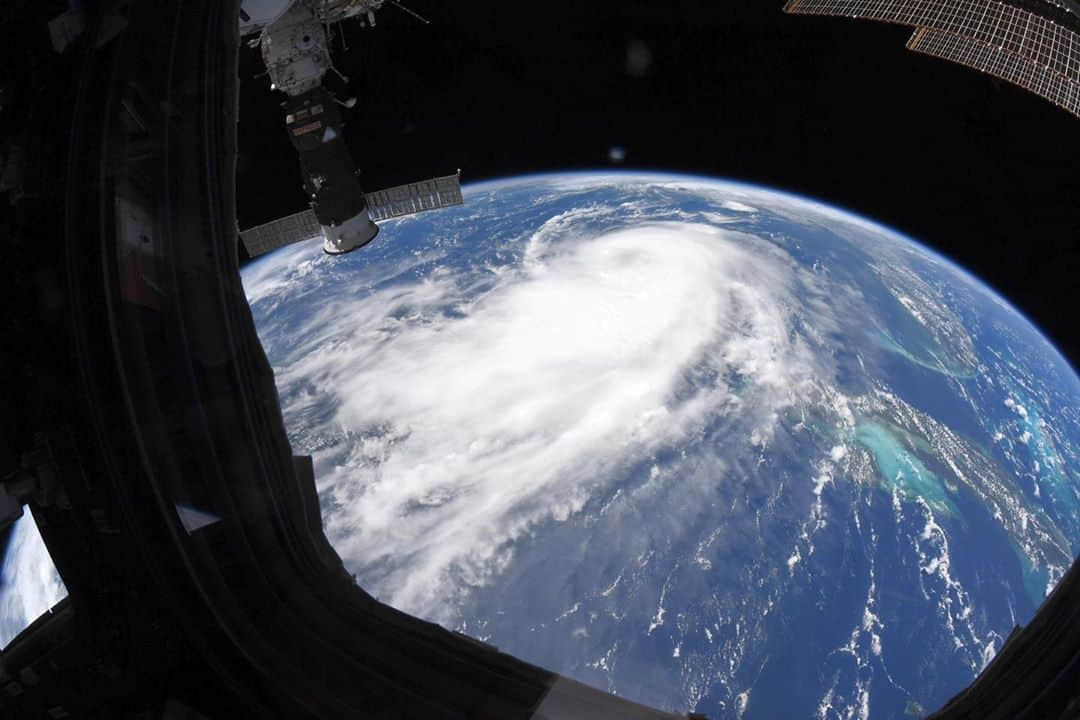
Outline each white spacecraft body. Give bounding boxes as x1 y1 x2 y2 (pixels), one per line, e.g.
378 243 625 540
239 0 459 257
321 208 380 255
240 0 384 37
239 0 295 34
259 3 333 97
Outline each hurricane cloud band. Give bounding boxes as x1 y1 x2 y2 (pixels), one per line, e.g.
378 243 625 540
269 221 825 619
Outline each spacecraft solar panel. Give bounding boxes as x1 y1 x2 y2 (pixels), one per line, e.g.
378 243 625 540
1050 0 1080 19
239 174 464 257
783 0 1080 85
239 208 321 258
365 173 464 222
908 26 1080 117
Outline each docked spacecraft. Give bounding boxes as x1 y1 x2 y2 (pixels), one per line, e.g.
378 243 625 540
240 0 462 257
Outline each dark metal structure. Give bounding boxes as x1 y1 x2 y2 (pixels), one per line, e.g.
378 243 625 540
926 557 1080 719
284 85 381 253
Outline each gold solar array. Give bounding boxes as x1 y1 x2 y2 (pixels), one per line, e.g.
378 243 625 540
783 0 1080 116
907 26 1080 116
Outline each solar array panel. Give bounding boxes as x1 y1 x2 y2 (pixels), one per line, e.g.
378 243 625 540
783 0 1080 82
1044 0 1080 21
783 0 1080 116
364 173 464 223
239 173 464 258
907 26 1080 116
240 208 322 258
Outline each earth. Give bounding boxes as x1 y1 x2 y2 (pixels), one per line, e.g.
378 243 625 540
5 172 1080 719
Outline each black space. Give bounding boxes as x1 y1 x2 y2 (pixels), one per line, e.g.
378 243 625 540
237 1 1079 368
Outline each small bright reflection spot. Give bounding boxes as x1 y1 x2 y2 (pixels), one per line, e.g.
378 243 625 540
0 510 68 648
608 146 626 163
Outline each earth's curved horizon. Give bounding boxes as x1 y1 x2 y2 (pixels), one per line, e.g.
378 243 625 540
3 172 1078 720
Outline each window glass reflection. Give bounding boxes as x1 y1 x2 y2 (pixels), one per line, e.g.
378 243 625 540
0 510 67 648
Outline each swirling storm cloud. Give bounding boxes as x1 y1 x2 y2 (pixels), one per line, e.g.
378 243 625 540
243 174 1079 719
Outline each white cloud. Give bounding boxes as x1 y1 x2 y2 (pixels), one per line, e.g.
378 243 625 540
0 512 67 648
265 220 826 621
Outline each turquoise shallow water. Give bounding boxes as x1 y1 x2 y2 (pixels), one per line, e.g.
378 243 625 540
855 419 959 517
873 329 978 380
